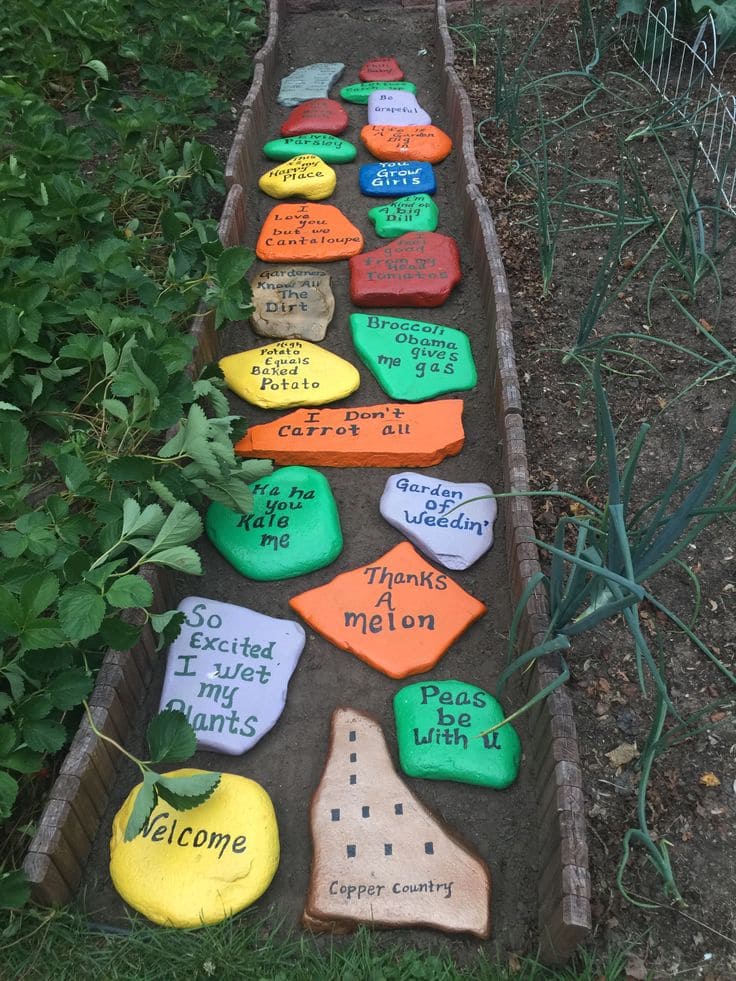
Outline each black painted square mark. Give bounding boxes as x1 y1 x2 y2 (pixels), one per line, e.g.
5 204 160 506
331 808 340 822
349 730 356 742
349 774 357 785
384 843 393 856
347 844 356 858
394 803 403 815
424 841 434 855
362 806 370 818
349 752 357 763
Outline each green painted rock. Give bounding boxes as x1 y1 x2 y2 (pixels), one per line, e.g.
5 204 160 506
394 681 521 788
368 194 439 238
263 134 357 163
350 313 477 401
205 466 343 580
340 81 417 105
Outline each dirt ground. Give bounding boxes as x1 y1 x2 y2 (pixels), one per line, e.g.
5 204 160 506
451 3 736 977
79 5 541 958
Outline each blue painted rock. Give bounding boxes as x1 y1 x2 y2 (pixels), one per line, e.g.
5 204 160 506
278 63 344 107
256 203 363 263
158 596 306 753
359 57 404 82
350 233 461 308
379 472 496 570
367 91 431 127
368 194 439 237
206 466 343 580
250 266 334 341
303 707 491 938
263 134 357 163
394 681 522 789
361 125 453 164
259 155 336 201
281 99 348 137
359 161 436 198
350 314 477 402
341 81 416 105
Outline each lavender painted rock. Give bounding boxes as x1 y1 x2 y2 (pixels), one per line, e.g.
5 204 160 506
205 465 343 580
278 63 345 107
368 194 439 238
367 91 431 127
250 266 334 341
158 596 305 755
380 472 496 570
394 681 522 789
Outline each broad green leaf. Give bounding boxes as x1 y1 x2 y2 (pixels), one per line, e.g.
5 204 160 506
121 499 165 539
58 584 106 641
0 725 17 758
148 545 201 574
146 710 196 764
22 719 67 753
107 457 155 481
83 59 109 80
151 609 185 650
48 669 93 710
216 246 254 288
20 572 59 618
155 771 221 811
106 575 154 609
0 772 19 820
124 771 159 841
150 501 203 551
0 870 30 910
0 587 23 632
18 695 52 722
101 398 129 422
1 748 43 774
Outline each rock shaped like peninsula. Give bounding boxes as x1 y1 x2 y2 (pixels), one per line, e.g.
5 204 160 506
263 134 357 163
368 194 439 237
278 63 344 107
250 265 334 341
110 770 279 927
258 155 336 201
350 233 461 308
359 161 436 198
256 203 363 263
281 99 349 137
361 125 453 164
303 708 491 938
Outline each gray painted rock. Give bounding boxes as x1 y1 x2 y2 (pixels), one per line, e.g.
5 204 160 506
379 472 496 570
158 596 305 755
278 63 345 107
251 265 335 341
367 91 431 127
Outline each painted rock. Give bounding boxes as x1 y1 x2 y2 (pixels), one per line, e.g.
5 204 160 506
110 769 279 927
158 597 305 753
350 233 461 308
350 314 476 401
340 81 416 105
368 193 439 237
205 466 343 580
219 339 360 410
303 708 491 939
359 161 436 198
367 91 431 127
281 99 349 137
234 399 465 468
263 134 357 163
258 155 336 201
359 57 405 82
361 125 453 164
278 63 344 107
289 542 486 679
250 265 334 341
394 681 521 789
256 203 363 263
380 472 496 570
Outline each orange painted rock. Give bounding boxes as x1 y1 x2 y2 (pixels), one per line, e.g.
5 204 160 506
281 99 349 137
290 542 486 678
359 57 404 82
303 708 491 938
234 400 465 468
350 232 461 308
256 203 363 263
361 125 452 163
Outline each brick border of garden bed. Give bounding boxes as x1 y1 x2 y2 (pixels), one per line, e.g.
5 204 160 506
23 0 591 963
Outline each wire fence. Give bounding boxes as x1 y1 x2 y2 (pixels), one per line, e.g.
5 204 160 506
617 0 736 210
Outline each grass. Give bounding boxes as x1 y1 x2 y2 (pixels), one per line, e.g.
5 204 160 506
0 908 635 981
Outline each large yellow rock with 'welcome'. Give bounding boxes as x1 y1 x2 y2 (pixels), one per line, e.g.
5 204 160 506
109 769 279 928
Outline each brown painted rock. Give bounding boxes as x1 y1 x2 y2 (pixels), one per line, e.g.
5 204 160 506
256 203 363 263
281 99 349 137
303 707 491 938
359 57 404 82
350 232 461 308
361 125 452 163
234 399 465 467
250 266 334 341
289 541 486 678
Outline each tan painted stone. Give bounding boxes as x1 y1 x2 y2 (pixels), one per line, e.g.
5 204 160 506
258 155 337 201
250 266 335 341
303 708 492 938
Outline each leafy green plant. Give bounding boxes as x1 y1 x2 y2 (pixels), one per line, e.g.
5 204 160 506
618 0 736 48
449 0 492 68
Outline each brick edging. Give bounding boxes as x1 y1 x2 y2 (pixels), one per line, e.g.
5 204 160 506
434 0 591 962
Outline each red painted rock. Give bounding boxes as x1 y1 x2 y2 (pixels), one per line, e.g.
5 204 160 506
361 125 452 164
256 203 363 263
289 541 486 679
303 708 491 938
281 99 349 137
350 232 461 308
234 400 465 468
359 57 404 82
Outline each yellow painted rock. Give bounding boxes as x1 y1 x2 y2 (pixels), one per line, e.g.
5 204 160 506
109 769 279 928
258 154 337 201
220 339 360 410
